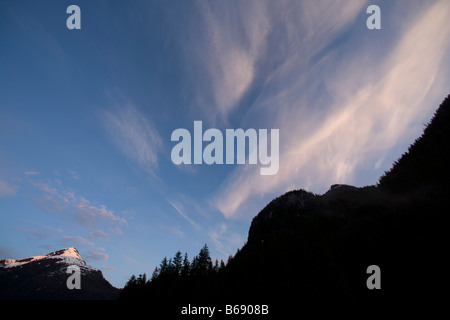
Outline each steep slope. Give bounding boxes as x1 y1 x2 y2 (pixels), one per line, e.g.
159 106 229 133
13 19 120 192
379 95 450 192
119 94 450 310
223 95 450 304
0 247 120 300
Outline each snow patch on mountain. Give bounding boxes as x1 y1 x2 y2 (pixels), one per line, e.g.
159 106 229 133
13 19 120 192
0 247 92 269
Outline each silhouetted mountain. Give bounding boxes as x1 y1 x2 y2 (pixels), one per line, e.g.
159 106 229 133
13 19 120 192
225 95 449 305
120 94 450 311
0 247 120 300
379 95 450 192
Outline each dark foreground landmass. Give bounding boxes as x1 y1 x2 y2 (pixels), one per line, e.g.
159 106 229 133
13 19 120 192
121 95 449 313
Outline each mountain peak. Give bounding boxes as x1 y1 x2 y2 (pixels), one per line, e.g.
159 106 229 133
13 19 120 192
48 247 82 259
0 247 86 269
0 247 120 299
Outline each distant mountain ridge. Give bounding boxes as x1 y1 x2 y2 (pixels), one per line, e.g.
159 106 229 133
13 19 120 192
0 247 120 300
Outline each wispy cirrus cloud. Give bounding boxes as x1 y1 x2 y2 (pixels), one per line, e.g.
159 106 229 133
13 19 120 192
89 230 108 239
23 171 38 176
214 1 450 218
74 202 125 226
86 250 109 261
167 199 200 231
16 227 56 240
103 101 162 177
185 0 367 123
102 265 115 270
62 235 94 247
159 224 184 238
185 0 270 121
0 179 17 198
23 220 63 234
30 178 126 226
208 223 244 257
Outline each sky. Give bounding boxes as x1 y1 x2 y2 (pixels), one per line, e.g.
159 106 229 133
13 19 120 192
1 0 450 288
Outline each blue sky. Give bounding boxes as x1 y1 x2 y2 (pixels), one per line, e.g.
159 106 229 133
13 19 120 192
1 0 449 288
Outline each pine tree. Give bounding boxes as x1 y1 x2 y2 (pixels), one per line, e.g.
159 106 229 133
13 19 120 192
197 243 212 276
125 274 137 288
167 258 174 276
137 273 147 285
151 266 160 281
159 257 169 278
181 252 190 278
173 251 183 278
227 254 233 265
191 255 199 276
213 259 219 273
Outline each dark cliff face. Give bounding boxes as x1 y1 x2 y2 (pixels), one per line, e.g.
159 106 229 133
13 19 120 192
248 94 450 245
248 189 319 243
226 95 450 304
0 248 120 300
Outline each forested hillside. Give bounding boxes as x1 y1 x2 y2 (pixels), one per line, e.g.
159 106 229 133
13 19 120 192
120 95 450 310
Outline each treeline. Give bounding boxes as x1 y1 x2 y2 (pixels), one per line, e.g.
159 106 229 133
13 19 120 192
119 94 450 309
119 244 232 301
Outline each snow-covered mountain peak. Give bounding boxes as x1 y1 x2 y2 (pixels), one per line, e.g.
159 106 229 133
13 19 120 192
48 247 83 260
0 247 88 268
0 247 119 299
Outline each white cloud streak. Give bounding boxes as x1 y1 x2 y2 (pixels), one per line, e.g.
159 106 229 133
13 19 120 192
168 199 200 231
188 0 270 120
86 250 109 261
214 1 450 218
31 179 126 226
104 103 162 177
208 223 244 257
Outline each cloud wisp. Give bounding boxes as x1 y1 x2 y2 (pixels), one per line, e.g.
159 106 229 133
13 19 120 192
16 227 56 240
0 179 17 198
30 178 126 227
213 1 450 218
184 0 270 121
168 199 200 231
86 250 109 262
103 102 162 177
208 223 244 258
62 235 94 247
